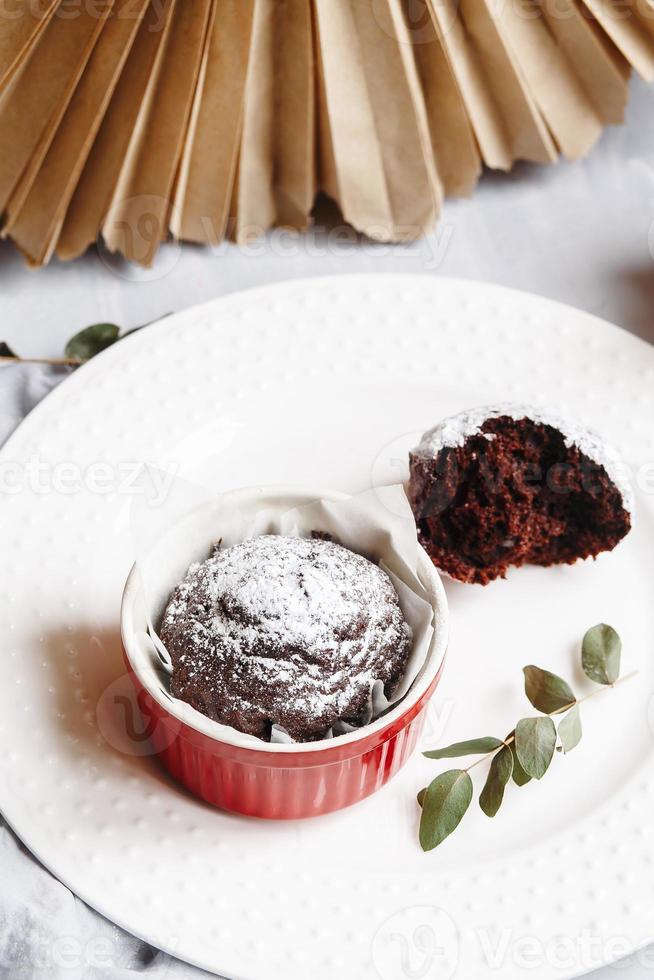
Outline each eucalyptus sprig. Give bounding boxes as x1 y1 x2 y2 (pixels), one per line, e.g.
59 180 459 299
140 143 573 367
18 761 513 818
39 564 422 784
0 316 168 368
418 624 635 852
0 323 122 367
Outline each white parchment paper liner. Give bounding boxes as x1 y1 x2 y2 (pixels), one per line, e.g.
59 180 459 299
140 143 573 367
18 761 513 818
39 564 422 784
129 479 437 747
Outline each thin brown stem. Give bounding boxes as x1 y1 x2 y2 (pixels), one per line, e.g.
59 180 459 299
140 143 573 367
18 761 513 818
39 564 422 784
463 671 638 774
466 736 515 773
550 701 577 717
576 670 638 705
0 355 81 367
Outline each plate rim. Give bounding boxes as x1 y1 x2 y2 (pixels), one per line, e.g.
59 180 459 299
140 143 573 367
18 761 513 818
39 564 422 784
3 272 652 466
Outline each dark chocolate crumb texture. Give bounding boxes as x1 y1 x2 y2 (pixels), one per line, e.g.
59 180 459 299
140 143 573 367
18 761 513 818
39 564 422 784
408 405 632 586
161 535 413 742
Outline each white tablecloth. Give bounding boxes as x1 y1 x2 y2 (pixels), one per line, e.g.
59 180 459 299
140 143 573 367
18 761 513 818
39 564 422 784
2 76 654 980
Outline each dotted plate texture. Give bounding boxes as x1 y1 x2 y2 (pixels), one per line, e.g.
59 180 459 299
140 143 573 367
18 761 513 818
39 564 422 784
1 276 654 980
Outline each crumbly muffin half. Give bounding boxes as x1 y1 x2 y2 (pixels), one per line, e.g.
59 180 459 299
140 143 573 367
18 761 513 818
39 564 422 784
408 404 633 585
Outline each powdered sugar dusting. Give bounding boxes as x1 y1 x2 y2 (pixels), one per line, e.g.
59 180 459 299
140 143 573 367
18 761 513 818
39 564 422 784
160 535 413 742
413 403 634 514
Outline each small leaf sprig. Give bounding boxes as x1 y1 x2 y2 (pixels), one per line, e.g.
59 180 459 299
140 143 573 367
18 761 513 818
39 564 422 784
0 323 122 367
0 316 169 368
418 624 635 852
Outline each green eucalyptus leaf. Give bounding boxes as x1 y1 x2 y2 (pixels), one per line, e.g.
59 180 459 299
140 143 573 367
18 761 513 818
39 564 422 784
523 666 576 714
558 704 583 754
0 341 17 358
419 770 473 852
479 746 514 818
423 737 503 760
510 742 532 787
64 323 121 362
515 717 557 780
417 787 426 808
582 624 621 686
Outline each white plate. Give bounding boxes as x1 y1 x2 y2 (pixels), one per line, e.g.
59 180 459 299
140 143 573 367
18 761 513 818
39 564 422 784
1 275 653 980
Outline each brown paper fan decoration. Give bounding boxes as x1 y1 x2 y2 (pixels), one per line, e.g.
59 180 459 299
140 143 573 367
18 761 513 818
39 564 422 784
1 0 653 267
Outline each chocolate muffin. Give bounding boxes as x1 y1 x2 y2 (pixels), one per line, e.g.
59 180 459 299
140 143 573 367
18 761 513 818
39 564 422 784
160 535 413 742
408 404 633 586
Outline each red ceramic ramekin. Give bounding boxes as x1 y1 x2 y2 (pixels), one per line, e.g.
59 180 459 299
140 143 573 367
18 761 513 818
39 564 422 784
121 487 449 820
